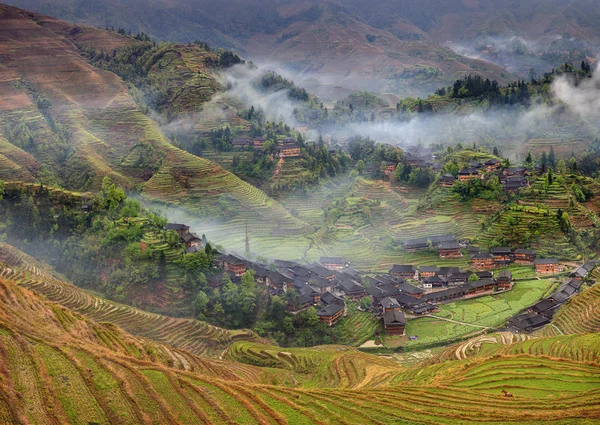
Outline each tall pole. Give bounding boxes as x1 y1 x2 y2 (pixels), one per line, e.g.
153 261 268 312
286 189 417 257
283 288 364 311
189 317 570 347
245 221 250 256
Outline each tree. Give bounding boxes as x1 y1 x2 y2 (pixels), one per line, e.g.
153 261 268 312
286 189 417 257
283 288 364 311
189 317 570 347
556 159 567 174
525 151 533 166
359 296 372 310
541 151 548 173
356 160 365 174
493 146 499 156
548 146 556 168
193 291 209 317
99 176 126 211
468 273 479 282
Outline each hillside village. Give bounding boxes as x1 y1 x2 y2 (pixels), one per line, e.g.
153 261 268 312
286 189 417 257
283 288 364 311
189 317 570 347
167 218 594 340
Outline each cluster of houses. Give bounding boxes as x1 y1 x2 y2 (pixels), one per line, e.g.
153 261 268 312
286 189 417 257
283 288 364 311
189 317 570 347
232 136 301 158
470 246 563 275
508 261 596 332
440 158 531 193
382 146 440 176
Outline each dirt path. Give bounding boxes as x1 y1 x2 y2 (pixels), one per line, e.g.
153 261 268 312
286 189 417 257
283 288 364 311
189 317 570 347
273 157 284 177
429 315 489 329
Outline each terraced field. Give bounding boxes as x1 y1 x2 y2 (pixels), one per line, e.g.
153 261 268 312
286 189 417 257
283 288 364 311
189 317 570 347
0 243 254 358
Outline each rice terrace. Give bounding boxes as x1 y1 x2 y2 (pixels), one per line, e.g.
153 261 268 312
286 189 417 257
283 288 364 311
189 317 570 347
1 0 600 423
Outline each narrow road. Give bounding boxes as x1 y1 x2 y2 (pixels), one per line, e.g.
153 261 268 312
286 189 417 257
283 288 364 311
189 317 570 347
429 315 489 329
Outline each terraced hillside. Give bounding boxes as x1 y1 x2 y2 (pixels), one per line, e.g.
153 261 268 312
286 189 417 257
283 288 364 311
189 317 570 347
0 4 305 240
0 243 256 358
1 243 600 423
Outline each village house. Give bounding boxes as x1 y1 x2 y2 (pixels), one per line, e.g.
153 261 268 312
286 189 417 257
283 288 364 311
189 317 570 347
383 162 397 174
535 258 563 275
319 257 348 271
389 265 418 280
469 161 483 169
514 249 536 266
279 137 297 145
383 310 406 335
380 296 401 313
307 263 337 281
423 286 465 304
491 247 513 265
438 267 461 279
404 238 429 252
397 282 425 297
496 270 513 290
222 254 248 276
429 235 457 248
447 272 469 286
503 167 527 177
485 158 501 171
464 279 496 295
440 174 456 187
321 291 344 306
403 153 422 167
476 271 494 280
185 245 203 254
232 137 251 149
165 223 190 236
181 232 202 248
503 178 528 193
419 266 438 279
278 143 301 158
471 252 494 270
337 280 367 300
438 242 462 258
252 137 266 149
422 275 446 289
317 303 345 326
458 168 479 181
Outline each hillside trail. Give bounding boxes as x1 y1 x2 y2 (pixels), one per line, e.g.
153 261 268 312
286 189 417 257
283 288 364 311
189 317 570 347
429 314 489 329
273 157 284 176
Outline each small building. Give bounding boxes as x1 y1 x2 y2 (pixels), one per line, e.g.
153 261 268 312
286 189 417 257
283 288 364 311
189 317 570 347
476 271 494 280
458 168 479 181
440 174 456 187
404 238 429 252
471 252 494 270
320 257 347 271
503 167 527 177
429 235 457 248
447 272 468 286
438 267 461 279
222 255 248 276
438 242 462 258
464 279 495 295
422 275 446 289
232 138 251 149
181 232 202 248
317 303 345 326
383 310 406 335
490 247 513 265
321 291 344 306
384 162 397 174
503 179 528 193
419 266 438 279
535 258 563 275
337 280 367 300
380 296 401 312
496 270 513 290
252 137 266 149
165 223 190 236
278 144 301 158
514 249 536 266
389 265 417 280
397 282 426 297
485 159 501 171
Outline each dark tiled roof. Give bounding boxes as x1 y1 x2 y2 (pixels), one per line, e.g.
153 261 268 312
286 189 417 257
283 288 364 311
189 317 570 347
317 303 344 317
535 258 559 265
389 265 416 273
490 247 512 254
383 310 406 326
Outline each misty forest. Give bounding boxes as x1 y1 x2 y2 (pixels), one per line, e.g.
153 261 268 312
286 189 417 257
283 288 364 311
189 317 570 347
0 1 600 424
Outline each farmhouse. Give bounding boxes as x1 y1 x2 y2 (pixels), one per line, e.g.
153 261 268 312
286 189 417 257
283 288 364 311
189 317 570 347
503 167 527 177
447 272 468 286
458 168 479 180
278 144 301 158
514 248 536 265
404 238 429 252
232 137 251 149
380 296 401 312
222 254 248 276
317 303 345 326
438 267 461 279
337 280 367 300
535 258 563 274
181 232 202 248
383 310 406 335
440 174 456 187
476 271 494 280
471 252 494 270
485 158 501 171
319 257 347 270
496 270 513 290
531 298 559 315
384 162 397 174
429 235 457 248
389 265 417 280
397 282 425 297
422 275 446 289
252 137 266 149
419 266 438 278
508 312 550 332
490 247 513 265
165 223 190 236
423 286 465 303
503 179 528 193
438 242 462 258
464 279 495 295
321 291 344 306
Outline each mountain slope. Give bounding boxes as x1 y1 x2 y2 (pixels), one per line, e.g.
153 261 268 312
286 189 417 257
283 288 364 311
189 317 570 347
0 4 307 237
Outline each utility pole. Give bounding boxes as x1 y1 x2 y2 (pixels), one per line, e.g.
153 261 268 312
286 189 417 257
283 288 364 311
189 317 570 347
245 221 250 256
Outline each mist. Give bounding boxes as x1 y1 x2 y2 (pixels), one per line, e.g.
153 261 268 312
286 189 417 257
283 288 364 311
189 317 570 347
553 67 600 120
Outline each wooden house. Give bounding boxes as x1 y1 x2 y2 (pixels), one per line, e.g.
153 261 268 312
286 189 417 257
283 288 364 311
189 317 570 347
458 168 479 181
471 252 494 270
278 144 301 158
321 292 344 306
430 235 457 248
438 242 462 258
319 257 347 271
222 255 248 276
503 167 527 177
514 249 536 266
317 304 345 326
485 159 501 171
389 265 417 280
181 232 202 248
419 266 438 279
490 247 513 265
440 174 456 187
422 275 446 289
380 296 401 313
165 223 190 236
337 280 367 300
535 259 563 274
464 279 495 295
384 162 397 174
404 238 429 252
496 270 513 290
423 286 465 304
232 138 251 149
447 272 468 286
383 310 406 335
252 137 266 149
